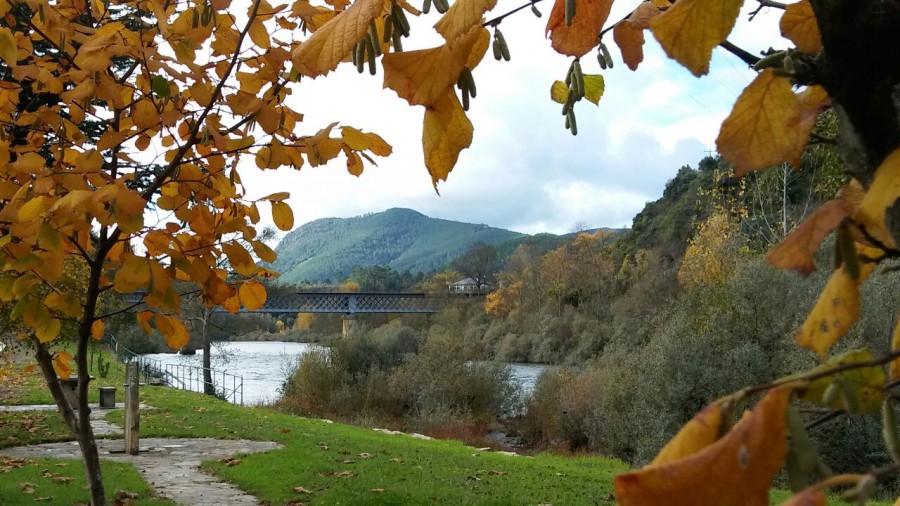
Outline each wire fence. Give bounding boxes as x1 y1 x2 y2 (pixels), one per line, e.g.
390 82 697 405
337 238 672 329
104 334 244 405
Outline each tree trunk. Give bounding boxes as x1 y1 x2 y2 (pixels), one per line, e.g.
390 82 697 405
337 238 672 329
35 343 105 505
202 314 215 396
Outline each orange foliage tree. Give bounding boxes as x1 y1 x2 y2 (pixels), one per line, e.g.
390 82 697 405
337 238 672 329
1 0 899 502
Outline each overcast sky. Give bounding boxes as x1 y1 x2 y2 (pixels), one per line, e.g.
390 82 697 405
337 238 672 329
238 1 784 237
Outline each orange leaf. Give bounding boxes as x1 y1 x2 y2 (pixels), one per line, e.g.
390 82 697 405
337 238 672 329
780 1 821 54
626 1 664 29
651 399 724 465
382 26 485 108
239 279 267 310
434 0 498 47
649 0 743 76
545 0 613 57
137 311 153 335
853 148 900 250
272 201 294 231
156 314 189 350
90 320 105 340
423 90 473 188
52 350 74 379
765 199 852 275
780 487 827 506
222 242 257 277
613 21 644 71
291 0 383 78
615 387 792 506
717 70 814 176
796 266 861 357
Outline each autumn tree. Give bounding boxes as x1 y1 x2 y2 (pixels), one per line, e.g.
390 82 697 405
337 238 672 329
450 242 498 291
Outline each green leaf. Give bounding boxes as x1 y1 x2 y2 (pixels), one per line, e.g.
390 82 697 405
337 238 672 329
151 76 171 99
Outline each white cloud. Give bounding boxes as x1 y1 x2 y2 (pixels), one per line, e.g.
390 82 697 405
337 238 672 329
235 3 781 238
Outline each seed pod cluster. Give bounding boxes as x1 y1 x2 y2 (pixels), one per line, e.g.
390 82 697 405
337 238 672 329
433 0 450 14
561 59 584 135
456 68 477 111
351 20 382 76
596 42 613 70
530 2 541 17
385 2 411 52
492 28 510 62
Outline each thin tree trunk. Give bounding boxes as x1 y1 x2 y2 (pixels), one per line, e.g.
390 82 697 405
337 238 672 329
202 314 215 396
35 342 106 505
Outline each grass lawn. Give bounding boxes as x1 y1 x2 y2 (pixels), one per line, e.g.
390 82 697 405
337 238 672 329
2 349 893 505
0 456 174 505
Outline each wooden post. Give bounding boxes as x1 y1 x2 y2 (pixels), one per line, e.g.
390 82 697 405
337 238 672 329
124 362 139 455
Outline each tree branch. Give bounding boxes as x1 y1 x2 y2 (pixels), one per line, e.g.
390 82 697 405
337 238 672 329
719 40 761 67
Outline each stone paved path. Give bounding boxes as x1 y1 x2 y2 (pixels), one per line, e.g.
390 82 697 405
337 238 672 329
0 404 281 505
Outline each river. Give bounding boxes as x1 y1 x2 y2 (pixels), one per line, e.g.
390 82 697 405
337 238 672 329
142 341 548 406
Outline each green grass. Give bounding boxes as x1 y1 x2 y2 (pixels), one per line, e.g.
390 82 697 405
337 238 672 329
0 456 174 505
4 353 892 505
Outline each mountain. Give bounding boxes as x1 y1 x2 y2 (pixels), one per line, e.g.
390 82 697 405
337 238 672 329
269 208 526 284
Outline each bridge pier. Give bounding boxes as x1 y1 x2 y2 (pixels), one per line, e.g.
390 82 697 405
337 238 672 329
342 315 357 338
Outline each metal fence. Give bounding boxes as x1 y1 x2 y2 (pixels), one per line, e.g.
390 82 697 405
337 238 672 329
104 334 244 405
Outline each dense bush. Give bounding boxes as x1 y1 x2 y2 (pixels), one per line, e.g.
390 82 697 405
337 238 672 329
278 322 519 432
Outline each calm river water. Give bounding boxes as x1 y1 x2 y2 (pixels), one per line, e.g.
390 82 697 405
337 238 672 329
142 341 547 406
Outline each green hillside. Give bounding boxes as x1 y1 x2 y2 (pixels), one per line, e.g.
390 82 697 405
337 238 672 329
270 208 525 284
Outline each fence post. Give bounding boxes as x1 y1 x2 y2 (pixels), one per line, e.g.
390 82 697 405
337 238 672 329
124 363 140 455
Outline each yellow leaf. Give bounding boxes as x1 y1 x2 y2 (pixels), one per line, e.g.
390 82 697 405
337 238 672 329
53 351 74 379
545 0 613 57
341 126 371 150
550 81 569 104
434 0 498 47
716 70 808 176
45 291 81 319
366 133 393 156
650 400 724 465
156 314 189 350
582 75 604 105
853 148 900 250
18 196 46 222
780 0 821 54
291 0 383 77
423 90 473 188
222 242 256 277
252 241 277 263
132 99 160 130
346 151 364 176
239 279 267 310
272 201 294 231
0 27 17 68
248 18 271 49
649 0 743 76
615 387 791 506
91 320 105 340
799 349 884 414
796 266 860 357
114 254 150 293
383 27 485 108
613 21 645 71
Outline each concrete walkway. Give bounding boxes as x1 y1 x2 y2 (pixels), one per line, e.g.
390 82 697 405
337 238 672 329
0 404 281 505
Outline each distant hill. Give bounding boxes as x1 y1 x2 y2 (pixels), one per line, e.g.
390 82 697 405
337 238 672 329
269 208 526 284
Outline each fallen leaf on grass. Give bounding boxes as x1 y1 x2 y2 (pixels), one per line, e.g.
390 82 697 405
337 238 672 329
372 488 385 493
341 459 356 464
489 470 508 476
34 497 51 502
335 470 355 478
20 482 36 494
285 501 306 506
389 457 404 463
292 486 312 494
53 476 73 483
358 452 372 459
218 457 241 467
114 490 139 500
